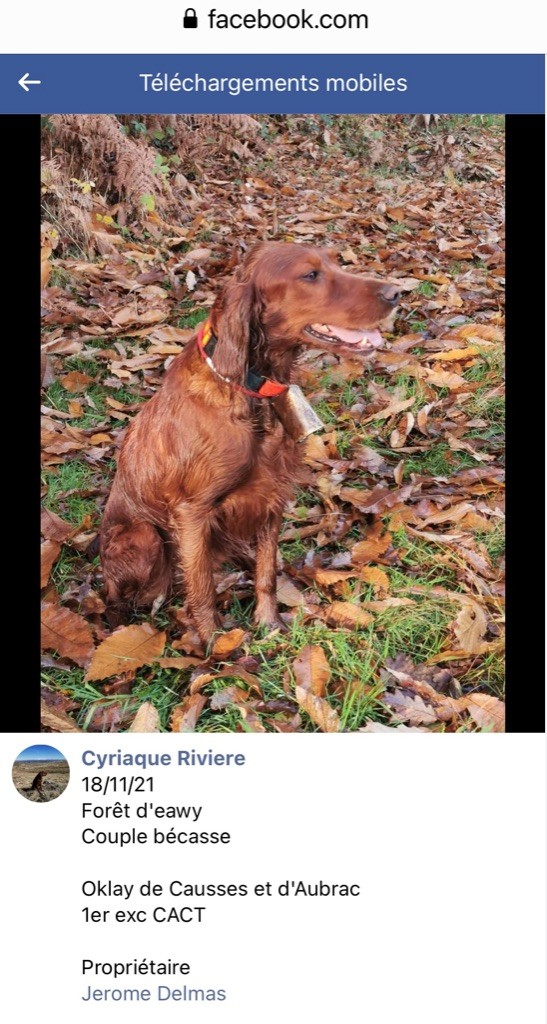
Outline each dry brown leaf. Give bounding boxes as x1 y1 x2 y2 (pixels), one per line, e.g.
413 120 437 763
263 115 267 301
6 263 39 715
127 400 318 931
438 236 474 252
416 402 437 435
390 412 415 448
420 502 473 526
303 434 332 464
170 694 207 732
351 524 393 565
61 370 93 392
360 566 390 591
41 508 75 542
362 395 415 424
362 598 414 611
446 434 494 463
324 602 373 628
183 247 212 262
128 702 161 732
341 484 414 515
384 670 457 724
295 686 341 732
189 672 218 694
41 539 61 588
212 629 246 656
292 645 331 697
154 656 203 670
361 720 429 733
238 704 267 732
41 602 94 668
422 367 467 389
315 569 357 586
458 324 504 343
464 693 505 732
453 601 488 654
40 698 82 732
86 624 166 681
428 347 479 361
277 574 306 607
384 689 439 726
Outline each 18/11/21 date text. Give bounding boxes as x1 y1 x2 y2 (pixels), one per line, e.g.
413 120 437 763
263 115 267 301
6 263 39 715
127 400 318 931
82 776 154 794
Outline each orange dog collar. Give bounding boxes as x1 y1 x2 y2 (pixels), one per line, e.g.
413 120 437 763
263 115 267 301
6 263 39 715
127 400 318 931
196 320 289 399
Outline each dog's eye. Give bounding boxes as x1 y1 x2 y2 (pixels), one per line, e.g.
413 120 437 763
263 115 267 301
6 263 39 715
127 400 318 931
302 270 319 281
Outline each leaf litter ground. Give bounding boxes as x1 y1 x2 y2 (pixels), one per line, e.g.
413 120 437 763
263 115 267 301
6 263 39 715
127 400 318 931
41 114 505 733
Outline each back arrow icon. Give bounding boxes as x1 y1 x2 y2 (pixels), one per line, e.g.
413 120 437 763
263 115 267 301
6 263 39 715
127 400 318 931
19 73 42 91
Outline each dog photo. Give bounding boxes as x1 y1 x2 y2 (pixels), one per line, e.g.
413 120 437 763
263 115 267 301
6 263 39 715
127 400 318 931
41 114 505 733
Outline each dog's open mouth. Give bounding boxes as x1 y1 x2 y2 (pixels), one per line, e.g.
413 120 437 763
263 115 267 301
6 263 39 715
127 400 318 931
304 323 384 350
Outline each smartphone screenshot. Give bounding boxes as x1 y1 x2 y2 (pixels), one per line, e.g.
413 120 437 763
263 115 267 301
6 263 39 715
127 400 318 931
2 3 545 1020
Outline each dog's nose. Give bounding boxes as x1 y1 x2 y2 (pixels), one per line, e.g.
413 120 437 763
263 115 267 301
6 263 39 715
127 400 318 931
380 284 401 305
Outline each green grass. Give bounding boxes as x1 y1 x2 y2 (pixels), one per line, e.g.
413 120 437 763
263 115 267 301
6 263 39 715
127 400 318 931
177 309 208 329
464 345 505 383
400 443 476 478
407 319 428 333
475 520 505 566
416 281 437 297
43 459 99 524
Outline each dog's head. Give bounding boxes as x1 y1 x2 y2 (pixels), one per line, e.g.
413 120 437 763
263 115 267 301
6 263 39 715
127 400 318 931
209 241 400 381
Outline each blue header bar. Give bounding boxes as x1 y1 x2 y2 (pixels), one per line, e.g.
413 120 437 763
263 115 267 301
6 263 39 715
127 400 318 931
1 54 544 113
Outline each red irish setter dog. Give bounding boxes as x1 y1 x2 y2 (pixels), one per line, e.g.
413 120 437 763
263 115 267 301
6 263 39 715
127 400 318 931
100 242 400 642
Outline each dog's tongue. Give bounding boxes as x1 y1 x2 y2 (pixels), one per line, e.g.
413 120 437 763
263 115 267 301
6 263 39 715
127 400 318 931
312 324 384 349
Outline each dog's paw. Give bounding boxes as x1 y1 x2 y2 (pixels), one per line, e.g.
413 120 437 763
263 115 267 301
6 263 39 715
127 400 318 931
253 611 288 634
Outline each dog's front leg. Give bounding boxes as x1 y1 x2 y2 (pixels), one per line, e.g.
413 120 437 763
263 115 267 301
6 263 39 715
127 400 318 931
253 512 286 631
174 505 221 644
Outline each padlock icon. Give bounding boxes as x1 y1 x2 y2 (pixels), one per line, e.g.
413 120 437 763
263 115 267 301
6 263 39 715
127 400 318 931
183 7 198 28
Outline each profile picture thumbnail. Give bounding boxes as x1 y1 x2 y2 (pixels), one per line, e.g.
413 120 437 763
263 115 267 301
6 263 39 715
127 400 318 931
12 744 70 802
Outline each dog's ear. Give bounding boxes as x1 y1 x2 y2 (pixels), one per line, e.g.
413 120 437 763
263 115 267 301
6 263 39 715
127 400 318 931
213 276 263 383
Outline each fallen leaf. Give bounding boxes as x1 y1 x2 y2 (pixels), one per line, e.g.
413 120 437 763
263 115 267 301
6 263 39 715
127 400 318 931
183 247 212 262
41 539 61 587
428 347 479 361
362 395 415 424
315 569 357 587
292 645 331 697
458 324 504 343
295 686 341 732
422 367 467 389
86 624 166 681
154 656 203 670
41 602 94 667
351 524 393 564
212 629 246 657
464 693 505 732
360 566 390 591
40 697 82 732
61 370 93 392
170 694 207 731
390 412 415 448
128 702 161 732
453 601 488 653
41 509 75 542
277 574 306 607
362 598 414 611
420 502 473 526
360 720 429 733
324 602 373 628
238 704 267 732
446 434 494 463
383 689 439 726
